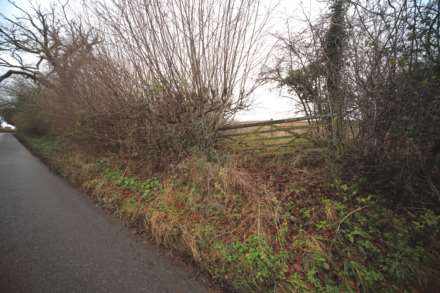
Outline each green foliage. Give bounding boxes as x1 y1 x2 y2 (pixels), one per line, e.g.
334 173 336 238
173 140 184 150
99 162 161 199
21 135 60 157
205 180 440 293
212 235 288 292
330 181 440 291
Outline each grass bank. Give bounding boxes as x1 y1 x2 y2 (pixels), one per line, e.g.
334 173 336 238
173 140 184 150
17 133 440 292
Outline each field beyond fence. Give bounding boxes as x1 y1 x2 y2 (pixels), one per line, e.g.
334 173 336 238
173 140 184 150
219 116 326 155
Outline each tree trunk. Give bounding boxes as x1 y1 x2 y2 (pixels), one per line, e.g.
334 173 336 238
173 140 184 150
324 0 347 157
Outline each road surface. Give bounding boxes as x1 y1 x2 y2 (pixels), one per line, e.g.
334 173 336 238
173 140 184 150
0 134 214 293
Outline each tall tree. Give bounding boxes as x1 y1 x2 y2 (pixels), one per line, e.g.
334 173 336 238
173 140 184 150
324 0 348 155
0 2 99 86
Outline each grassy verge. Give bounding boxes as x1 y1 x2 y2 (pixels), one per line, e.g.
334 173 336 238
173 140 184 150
17 133 440 292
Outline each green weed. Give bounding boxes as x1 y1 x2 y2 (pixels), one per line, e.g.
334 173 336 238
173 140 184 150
100 164 161 199
22 135 60 156
212 235 288 292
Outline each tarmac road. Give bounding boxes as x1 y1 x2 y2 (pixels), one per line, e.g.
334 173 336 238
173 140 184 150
0 133 213 293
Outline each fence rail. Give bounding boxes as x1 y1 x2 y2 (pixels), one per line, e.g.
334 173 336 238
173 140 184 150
219 116 326 155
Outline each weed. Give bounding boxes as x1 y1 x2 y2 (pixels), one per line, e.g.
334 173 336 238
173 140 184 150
212 235 288 292
23 135 61 156
101 165 161 199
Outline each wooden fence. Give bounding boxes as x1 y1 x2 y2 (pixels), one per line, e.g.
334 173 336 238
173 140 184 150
218 116 325 155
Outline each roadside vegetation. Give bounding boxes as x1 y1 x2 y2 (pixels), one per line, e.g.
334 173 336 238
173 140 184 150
0 128 14 133
18 132 440 292
2 0 440 292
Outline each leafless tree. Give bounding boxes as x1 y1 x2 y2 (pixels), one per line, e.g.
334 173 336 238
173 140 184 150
92 0 270 126
73 0 272 160
0 1 100 86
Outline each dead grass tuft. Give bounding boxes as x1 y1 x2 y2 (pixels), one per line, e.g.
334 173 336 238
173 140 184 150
175 155 258 197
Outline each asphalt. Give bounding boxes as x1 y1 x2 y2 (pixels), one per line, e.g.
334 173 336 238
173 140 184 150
0 134 214 293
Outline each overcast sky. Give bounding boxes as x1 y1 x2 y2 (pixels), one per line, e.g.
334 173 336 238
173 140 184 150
0 0 325 121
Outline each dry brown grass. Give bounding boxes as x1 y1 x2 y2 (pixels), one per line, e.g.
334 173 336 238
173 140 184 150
18 133 332 290
19 133 440 292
